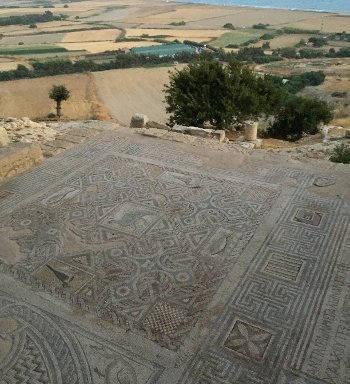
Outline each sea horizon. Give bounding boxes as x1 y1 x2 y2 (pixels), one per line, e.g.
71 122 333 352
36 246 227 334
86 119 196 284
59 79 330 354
168 0 350 15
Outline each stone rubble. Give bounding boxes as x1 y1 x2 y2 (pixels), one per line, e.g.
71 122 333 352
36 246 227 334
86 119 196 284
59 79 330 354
1 117 57 144
0 126 10 147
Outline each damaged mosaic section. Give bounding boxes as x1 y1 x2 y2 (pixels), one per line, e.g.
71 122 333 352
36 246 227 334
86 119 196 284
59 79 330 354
0 154 279 349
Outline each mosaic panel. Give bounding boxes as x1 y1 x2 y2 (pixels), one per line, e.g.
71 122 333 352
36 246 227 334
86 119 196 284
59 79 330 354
0 293 163 384
0 153 278 349
180 169 349 384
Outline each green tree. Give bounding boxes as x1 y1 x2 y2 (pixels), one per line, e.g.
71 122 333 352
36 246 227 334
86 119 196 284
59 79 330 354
223 23 235 29
164 60 283 129
267 96 333 140
164 61 282 129
49 85 70 117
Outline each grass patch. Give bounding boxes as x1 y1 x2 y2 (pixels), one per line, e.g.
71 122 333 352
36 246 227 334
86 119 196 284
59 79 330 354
143 63 174 68
211 29 263 48
0 46 67 55
329 142 350 163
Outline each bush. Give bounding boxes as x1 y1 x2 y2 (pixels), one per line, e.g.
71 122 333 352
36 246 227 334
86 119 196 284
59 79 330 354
252 23 269 29
267 96 333 141
169 21 186 26
329 143 350 163
261 33 274 40
223 23 235 30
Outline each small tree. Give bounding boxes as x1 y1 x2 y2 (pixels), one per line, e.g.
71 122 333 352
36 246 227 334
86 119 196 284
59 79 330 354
223 23 235 30
49 85 70 118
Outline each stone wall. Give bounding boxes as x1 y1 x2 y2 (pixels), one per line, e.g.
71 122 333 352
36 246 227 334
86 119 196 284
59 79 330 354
0 143 43 182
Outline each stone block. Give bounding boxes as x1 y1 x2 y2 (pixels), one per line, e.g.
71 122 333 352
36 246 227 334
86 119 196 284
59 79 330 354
244 121 258 141
146 121 169 130
0 143 43 182
130 113 149 128
172 125 225 142
0 127 10 147
345 129 350 138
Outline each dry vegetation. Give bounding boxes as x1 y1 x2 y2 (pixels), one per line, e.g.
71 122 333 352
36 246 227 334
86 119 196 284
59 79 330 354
0 73 110 120
125 28 226 43
93 66 186 125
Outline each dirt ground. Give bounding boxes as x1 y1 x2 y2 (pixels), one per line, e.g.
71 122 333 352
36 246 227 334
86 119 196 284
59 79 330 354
0 73 110 120
253 34 312 49
93 66 184 125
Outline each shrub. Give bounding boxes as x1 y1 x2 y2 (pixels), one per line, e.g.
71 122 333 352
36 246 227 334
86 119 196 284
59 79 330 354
223 23 235 30
329 143 350 163
252 23 269 29
169 21 186 26
267 96 333 141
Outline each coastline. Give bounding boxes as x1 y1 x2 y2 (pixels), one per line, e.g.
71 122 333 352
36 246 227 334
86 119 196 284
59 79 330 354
166 0 350 16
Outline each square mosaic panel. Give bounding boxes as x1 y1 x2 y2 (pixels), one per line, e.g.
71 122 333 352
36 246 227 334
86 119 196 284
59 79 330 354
0 155 278 349
293 209 323 227
224 320 273 362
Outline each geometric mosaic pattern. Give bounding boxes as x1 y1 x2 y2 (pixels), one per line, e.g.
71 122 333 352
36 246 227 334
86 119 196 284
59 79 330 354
0 151 278 349
224 320 273 361
0 293 163 384
144 301 187 336
180 167 350 383
0 132 349 384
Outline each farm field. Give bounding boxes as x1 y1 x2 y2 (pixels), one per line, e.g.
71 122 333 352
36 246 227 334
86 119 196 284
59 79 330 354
280 15 350 33
0 46 67 55
0 0 348 57
253 34 312 49
93 66 186 125
0 73 110 120
125 28 226 43
211 29 263 47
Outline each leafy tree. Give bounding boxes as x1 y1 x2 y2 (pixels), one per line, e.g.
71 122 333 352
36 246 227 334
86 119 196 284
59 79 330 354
308 36 327 47
267 96 333 140
278 46 297 58
49 85 70 117
223 23 235 29
164 59 284 128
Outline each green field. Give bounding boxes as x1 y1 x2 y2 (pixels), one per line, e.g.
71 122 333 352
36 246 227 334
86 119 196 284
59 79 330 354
211 29 264 47
0 46 68 55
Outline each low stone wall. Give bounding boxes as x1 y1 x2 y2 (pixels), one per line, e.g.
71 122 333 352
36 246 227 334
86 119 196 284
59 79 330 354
0 143 43 182
172 125 225 142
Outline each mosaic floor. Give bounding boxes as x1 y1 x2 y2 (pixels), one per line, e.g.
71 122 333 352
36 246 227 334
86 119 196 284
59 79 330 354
0 131 349 384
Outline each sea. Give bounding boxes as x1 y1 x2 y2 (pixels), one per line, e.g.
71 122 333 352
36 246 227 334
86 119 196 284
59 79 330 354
172 0 350 14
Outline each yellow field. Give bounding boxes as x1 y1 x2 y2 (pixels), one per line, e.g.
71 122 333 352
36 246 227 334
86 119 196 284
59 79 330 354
0 60 29 71
57 28 121 53
61 29 120 43
253 34 312 49
0 0 347 57
126 28 226 43
0 73 110 120
280 15 350 33
93 66 186 125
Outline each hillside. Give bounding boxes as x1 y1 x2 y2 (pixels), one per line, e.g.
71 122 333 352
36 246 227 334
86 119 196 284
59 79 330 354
0 72 110 120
